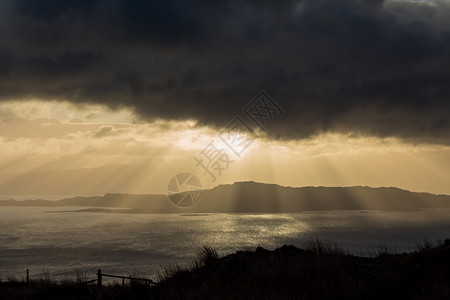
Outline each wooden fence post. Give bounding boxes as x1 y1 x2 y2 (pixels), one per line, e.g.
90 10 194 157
97 269 102 288
26 269 29 285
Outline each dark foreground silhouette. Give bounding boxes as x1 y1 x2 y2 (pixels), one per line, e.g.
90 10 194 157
1 239 449 299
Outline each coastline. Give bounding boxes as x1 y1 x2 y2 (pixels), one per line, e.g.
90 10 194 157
2 239 449 299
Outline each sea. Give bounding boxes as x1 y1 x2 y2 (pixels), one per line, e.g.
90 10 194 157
1 206 450 282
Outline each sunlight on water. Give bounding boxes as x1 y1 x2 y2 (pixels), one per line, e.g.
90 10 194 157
1 207 450 280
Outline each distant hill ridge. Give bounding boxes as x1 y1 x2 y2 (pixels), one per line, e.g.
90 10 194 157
1 182 450 213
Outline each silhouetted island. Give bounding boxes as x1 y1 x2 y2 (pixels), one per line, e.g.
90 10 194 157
1 182 450 213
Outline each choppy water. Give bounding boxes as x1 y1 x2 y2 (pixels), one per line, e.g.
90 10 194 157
1 207 450 282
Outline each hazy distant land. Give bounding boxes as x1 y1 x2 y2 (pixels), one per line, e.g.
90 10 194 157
1 182 450 213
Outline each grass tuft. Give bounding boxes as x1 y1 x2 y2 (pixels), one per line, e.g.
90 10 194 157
196 245 219 266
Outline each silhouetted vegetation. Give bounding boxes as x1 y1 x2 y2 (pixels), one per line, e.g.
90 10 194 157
1 239 450 299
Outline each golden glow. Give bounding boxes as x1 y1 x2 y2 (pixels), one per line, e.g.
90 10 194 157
0 100 449 196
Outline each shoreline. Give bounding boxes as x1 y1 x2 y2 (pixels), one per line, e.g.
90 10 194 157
1 239 449 299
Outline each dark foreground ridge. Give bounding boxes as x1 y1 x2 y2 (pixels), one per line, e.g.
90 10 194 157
1 239 450 299
2 182 450 213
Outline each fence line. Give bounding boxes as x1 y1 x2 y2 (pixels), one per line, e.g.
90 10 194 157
96 269 156 288
82 279 97 285
19 269 156 288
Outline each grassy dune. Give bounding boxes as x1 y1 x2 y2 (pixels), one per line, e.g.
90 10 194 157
1 239 450 299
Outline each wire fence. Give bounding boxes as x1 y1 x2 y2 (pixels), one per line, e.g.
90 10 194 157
6 268 156 288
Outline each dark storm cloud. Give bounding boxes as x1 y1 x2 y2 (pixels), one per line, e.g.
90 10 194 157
0 0 449 143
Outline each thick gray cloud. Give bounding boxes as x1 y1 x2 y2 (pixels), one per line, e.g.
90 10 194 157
0 0 449 143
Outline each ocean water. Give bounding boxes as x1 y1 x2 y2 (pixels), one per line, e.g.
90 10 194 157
0 195 77 201
1 207 450 282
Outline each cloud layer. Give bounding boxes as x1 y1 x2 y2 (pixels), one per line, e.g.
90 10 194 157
0 0 449 143
0 100 449 195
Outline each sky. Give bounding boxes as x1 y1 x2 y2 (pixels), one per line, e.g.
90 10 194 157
0 0 449 196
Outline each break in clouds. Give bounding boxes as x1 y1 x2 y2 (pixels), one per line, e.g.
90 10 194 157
0 0 449 143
